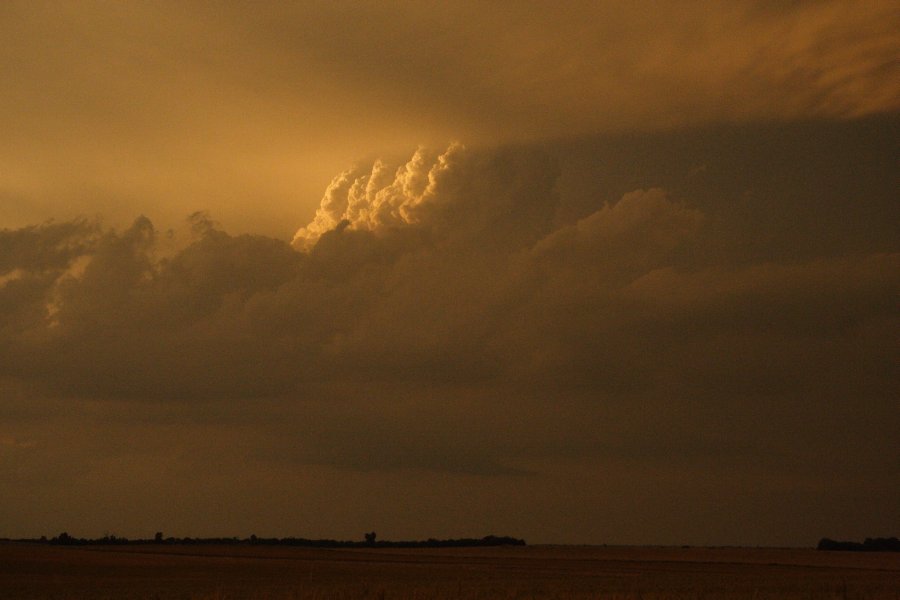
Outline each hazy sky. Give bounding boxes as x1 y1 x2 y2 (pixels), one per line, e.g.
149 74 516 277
1 1 898 545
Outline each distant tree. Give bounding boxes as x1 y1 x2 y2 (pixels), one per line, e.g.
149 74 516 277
154 532 163 543
364 531 376 544
52 532 73 545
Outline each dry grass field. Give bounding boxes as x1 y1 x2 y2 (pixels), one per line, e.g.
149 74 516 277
1 542 898 599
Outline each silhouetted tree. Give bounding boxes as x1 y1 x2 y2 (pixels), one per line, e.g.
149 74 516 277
51 532 76 545
364 531 376 544
154 532 163 543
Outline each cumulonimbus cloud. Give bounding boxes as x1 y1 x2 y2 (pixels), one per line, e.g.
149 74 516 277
292 143 560 253
1 143 897 477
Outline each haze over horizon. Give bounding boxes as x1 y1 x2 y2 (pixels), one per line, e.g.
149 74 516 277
1 1 898 546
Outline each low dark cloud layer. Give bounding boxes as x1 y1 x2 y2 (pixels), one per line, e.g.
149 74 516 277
1 129 897 544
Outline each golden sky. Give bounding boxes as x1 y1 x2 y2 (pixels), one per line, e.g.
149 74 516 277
0 1 898 545
2 1 897 236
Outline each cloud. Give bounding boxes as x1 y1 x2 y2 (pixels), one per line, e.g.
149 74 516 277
2 147 897 407
531 188 704 279
231 1 899 137
2 1 896 241
293 144 559 253
0 140 897 543
0 219 100 274
1 1 898 543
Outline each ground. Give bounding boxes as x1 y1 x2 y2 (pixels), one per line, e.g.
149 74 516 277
1 543 899 599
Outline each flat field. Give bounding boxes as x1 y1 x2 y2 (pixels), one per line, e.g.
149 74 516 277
1 543 898 599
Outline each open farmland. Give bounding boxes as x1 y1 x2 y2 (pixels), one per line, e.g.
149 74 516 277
1 543 899 599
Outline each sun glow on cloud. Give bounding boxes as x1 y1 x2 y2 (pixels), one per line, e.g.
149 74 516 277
292 145 465 251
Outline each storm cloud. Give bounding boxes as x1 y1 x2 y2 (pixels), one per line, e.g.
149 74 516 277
0 1 898 544
1 140 897 546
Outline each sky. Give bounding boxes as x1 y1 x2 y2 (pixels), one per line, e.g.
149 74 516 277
0 1 898 546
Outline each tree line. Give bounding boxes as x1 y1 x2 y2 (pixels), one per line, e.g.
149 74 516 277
20 531 526 548
817 537 900 552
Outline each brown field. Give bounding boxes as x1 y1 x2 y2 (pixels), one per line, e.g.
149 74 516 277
1 543 899 599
